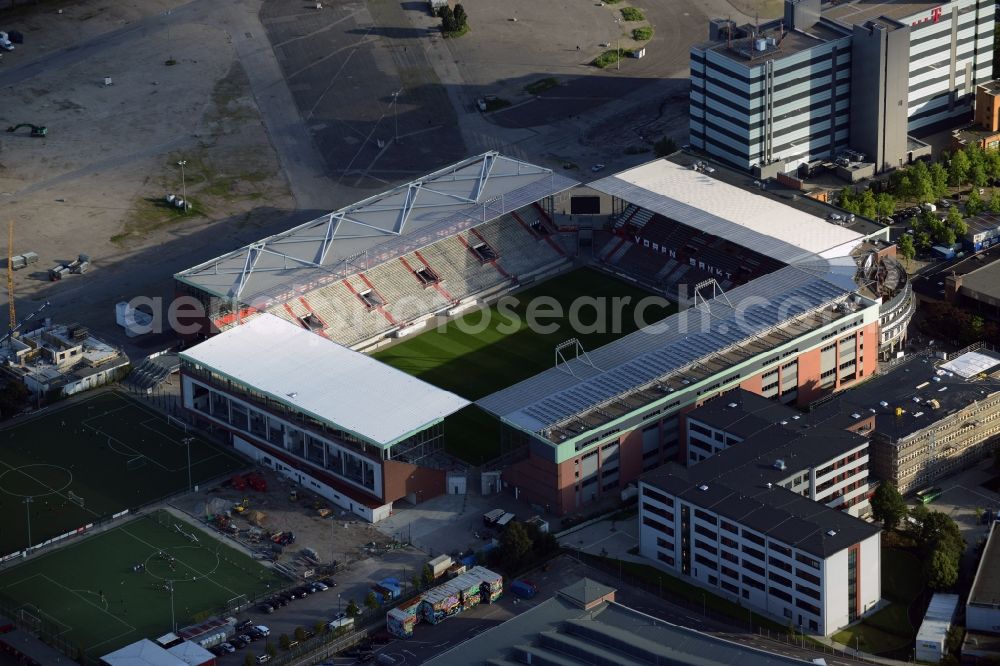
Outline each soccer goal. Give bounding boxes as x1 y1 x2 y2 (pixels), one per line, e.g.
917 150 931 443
17 606 41 633
166 415 189 435
126 456 147 470
67 491 85 508
226 594 249 613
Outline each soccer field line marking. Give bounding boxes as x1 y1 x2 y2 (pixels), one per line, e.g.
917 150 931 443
85 626 140 654
121 526 242 599
139 417 191 446
81 422 173 472
34 573 136 638
0 458 100 520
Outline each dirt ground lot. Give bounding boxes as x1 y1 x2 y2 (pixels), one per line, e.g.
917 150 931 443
170 467 398 572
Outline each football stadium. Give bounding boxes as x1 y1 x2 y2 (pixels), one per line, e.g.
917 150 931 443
173 151 914 519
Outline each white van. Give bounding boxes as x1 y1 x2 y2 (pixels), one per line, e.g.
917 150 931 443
327 617 354 631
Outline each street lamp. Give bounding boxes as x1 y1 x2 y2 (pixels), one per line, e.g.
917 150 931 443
167 581 176 632
391 89 402 144
177 160 188 214
338 592 342 616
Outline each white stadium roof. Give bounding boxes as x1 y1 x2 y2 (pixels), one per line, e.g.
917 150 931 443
176 152 578 307
179 314 469 447
588 159 864 264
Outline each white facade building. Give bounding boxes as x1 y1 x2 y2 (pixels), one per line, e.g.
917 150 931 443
638 477 880 636
178 314 469 522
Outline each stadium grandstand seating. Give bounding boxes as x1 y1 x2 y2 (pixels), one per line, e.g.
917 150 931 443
263 208 571 348
597 209 786 298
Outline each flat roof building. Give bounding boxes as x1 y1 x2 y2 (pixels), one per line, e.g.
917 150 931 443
968 521 1000 634
179 313 469 521
690 0 993 176
946 256 1000 320
424 579 816 665
807 348 1000 494
636 390 881 635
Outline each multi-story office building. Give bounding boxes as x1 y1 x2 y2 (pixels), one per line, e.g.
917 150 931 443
690 0 994 176
685 390 873 516
813 348 1000 494
179 313 470 521
638 454 881 635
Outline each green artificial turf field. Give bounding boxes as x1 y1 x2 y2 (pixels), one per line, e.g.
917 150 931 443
0 510 285 661
374 268 676 462
0 392 247 556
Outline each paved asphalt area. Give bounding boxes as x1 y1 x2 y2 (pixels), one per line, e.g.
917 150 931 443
261 0 466 190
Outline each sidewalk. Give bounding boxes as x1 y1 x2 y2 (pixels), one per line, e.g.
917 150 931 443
810 634 912 666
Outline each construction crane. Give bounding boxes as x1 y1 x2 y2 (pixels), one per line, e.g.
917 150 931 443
7 219 14 333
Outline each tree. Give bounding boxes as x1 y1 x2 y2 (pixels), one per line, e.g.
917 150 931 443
930 162 949 199
897 234 916 266
279 634 290 650
294 626 307 642
972 162 989 189
411 575 421 591
654 136 677 157
266 642 277 657
894 173 913 201
990 189 1000 214
871 482 907 531
0 382 28 419
926 546 959 590
838 187 858 214
244 655 255 666
345 599 360 617
915 230 932 252
947 206 969 237
364 591 379 611
421 564 435 587
967 187 985 216
911 160 934 202
453 3 468 28
857 189 877 219
949 148 971 187
916 511 965 558
314 620 327 635
940 226 957 247
439 6 456 32
874 192 896 222
499 521 534 571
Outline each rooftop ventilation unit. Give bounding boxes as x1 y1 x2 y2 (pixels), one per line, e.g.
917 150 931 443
774 459 786 471
851 413 861 418
826 529 837 537
766 482 773 489
879 401 889 408
698 484 709 491
728 402 738 408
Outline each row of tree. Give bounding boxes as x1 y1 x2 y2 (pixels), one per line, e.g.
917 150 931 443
889 143 1000 203
920 300 1000 347
837 188 896 220
871 483 964 590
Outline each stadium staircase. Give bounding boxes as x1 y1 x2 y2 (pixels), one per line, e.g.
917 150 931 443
604 240 633 265
472 214 566 277
125 353 179 391
416 238 503 298
511 210 567 257
629 208 654 230
613 204 639 230
375 258 452 321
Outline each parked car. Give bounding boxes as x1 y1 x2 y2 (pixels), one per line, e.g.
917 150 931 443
237 619 254 632
256 656 271 664
590 164 606 173
313 581 329 591
321 577 338 588
258 602 274 614
220 643 235 654
254 625 271 637
232 636 248 649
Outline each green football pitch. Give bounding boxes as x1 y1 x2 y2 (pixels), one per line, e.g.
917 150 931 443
0 510 285 661
373 268 676 463
0 392 247 557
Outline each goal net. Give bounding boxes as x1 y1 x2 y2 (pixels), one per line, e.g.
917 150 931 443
166 415 189 435
17 606 41 632
126 456 147 470
67 491 84 508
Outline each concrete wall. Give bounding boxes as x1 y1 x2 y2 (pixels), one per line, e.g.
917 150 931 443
849 22 910 172
382 458 446 506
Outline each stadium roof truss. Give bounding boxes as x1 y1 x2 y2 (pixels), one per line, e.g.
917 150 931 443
175 152 578 307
